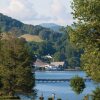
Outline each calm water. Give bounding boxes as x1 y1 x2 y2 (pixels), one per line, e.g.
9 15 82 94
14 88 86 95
20 71 99 100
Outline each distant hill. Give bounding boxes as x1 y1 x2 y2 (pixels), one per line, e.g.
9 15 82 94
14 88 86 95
19 34 43 42
0 13 81 68
40 23 64 33
0 13 62 42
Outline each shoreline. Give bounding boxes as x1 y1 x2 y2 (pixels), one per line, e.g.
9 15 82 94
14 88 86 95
34 69 82 73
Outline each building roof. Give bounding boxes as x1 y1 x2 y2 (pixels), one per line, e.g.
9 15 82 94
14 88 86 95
34 59 48 68
51 62 64 66
45 54 52 59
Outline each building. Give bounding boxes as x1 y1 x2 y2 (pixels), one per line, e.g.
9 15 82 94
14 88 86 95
34 59 67 71
50 62 65 70
34 59 49 70
51 62 64 67
45 54 52 59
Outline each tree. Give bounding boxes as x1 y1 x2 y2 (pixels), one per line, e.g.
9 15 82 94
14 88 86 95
0 28 3 89
92 87 100 100
0 33 35 96
38 41 56 56
69 0 100 82
54 27 81 67
0 76 3 89
70 76 85 94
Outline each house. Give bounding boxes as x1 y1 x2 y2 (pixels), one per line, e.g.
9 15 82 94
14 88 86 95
50 62 65 70
44 64 57 70
34 59 67 71
51 62 64 67
34 59 49 70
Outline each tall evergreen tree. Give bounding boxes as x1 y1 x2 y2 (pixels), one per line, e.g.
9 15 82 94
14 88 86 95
0 33 35 96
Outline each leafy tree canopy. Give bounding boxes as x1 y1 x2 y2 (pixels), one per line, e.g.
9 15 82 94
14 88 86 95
0 13 82 68
92 87 100 100
69 0 100 82
0 33 35 96
70 76 85 94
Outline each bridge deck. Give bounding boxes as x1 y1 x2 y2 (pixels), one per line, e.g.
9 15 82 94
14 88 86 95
36 78 92 83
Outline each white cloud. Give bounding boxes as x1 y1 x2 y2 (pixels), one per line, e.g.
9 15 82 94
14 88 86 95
8 0 24 13
0 0 38 21
51 0 65 16
50 0 73 25
0 0 74 26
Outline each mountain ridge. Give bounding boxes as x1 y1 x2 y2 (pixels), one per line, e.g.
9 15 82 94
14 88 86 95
0 13 63 42
40 23 64 32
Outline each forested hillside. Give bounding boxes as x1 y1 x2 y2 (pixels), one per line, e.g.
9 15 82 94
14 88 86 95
0 13 81 68
40 23 64 33
0 13 62 42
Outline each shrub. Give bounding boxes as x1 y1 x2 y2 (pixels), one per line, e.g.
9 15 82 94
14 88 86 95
48 97 53 100
92 87 100 100
57 98 62 100
0 96 20 99
70 76 85 94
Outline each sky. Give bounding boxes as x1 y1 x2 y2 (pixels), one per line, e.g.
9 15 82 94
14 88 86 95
0 0 74 26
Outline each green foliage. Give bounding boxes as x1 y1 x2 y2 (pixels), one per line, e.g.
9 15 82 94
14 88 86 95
92 87 100 100
54 52 63 61
71 0 100 21
57 98 62 100
0 34 35 96
54 27 81 68
0 96 20 99
48 97 53 100
70 0 100 82
81 47 100 82
0 13 62 42
27 41 56 56
39 29 62 42
39 41 56 56
27 27 81 68
0 77 3 89
0 13 82 68
70 76 85 94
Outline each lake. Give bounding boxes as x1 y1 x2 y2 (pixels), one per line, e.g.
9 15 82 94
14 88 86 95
20 71 99 100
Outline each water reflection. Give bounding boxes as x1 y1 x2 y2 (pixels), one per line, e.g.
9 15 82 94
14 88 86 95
19 71 98 100
35 81 98 100
35 71 98 100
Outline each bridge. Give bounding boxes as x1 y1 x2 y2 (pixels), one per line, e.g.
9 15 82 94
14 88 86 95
35 78 92 83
